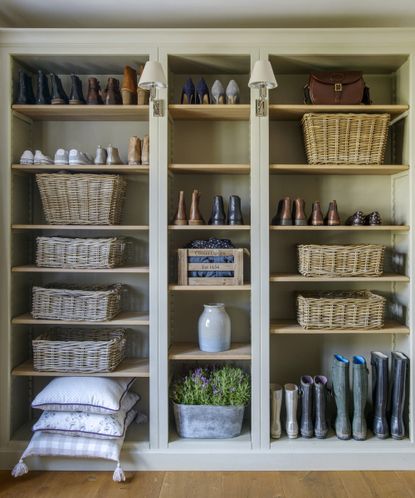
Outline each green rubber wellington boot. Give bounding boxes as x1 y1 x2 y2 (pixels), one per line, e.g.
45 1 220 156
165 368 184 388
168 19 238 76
332 354 351 440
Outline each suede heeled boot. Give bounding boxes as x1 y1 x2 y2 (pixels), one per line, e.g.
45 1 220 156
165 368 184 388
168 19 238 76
371 351 389 439
352 355 368 441
270 383 282 439
314 375 329 439
121 65 138 105
284 383 299 439
390 351 409 440
300 375 314 438
208 196 226 225
332 354 351 440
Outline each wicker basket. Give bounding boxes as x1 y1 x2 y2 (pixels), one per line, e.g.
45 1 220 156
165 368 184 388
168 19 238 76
36 237 126 269
297 290 386 330
32 328 127 373
31 284 123 322
36 173 127 225
302 113 390 165
298 244 385 277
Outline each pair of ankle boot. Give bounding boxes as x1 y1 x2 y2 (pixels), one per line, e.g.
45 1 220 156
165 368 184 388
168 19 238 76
272 197 340 226
128 136 149 166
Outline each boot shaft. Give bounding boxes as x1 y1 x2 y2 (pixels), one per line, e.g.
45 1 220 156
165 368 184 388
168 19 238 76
332 354 351 440
227 195 244 225
371 351 389 438
128 136 142 165
172 191 187 225
270 383 282 439
390 351 409 439
325 200 341 226
36 70 51 105
209 195 226 225
104 77 122 105
121 66 138 104
137 64 150 105
50 73 68 104
352 355 368 441
16 70 35 105
141 135 149 165
309 201 324 226
293 198 307 226
69 74 85 104
87 77 103 105
314 375 328 439
189 190 205 225
300 375 313 438
284 383 299 438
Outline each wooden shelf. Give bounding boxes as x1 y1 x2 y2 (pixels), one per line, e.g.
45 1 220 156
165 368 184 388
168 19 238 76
12 104 149 121
12 265 150 274
169 164 250 174
270 272 409 283
269 164 409 175
168 342 251 360
169 284 251 291
270 320 409 335
169 225 250 231
269 104 409 121
270 225 410 232
169 104 250 121
12 311 149 326
12 358 150 377
12 224 149 231
12 164 149 174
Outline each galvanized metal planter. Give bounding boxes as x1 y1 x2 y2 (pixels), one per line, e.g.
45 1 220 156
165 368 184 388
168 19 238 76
173 402 245 438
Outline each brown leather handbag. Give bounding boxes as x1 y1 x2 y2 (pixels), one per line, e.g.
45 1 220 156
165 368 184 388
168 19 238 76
304 71 371 105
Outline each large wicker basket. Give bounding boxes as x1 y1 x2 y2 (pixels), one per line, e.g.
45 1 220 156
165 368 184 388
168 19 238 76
32 328 127 373
298 244 385 277
302 113 390 165
297 290 386 330
31 284 123 321
36 173 127 225
36 237 126 269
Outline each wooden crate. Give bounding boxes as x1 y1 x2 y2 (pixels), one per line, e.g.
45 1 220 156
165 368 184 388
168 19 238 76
178 248 245 286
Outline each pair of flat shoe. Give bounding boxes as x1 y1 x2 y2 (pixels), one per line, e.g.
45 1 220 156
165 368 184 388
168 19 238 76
345 210 382 225
20 150 53 165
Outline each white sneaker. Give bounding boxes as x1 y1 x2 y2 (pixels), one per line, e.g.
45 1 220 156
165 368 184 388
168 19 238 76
54 148 69 165
68 149 93 165
20 150 34 165
33 150 54 165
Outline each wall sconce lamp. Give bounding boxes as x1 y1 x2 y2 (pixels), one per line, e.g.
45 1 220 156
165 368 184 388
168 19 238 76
138 61 167 117
248 60 278 117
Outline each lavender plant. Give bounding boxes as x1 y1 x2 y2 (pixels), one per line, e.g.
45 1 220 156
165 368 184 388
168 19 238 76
170 366 251 406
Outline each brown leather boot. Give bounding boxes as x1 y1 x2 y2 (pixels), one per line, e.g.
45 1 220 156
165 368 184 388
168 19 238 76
189 190 205 225
128 136 141 165
103 77 122 105
309 201 324 226
172 191 187 225
87 77 103 105
325 200 341 226
272 197 292 225
141 135 149 165
121 66 137 105
137 64 150 105
292 198 307 226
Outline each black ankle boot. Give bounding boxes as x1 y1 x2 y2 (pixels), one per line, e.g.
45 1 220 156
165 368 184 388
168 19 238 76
36 70 51 105
227 195 244 225
390 351 409 440
50 73 68 104
69 74 86 104
208 196 226 225
371 351 389 439
16 70 35 104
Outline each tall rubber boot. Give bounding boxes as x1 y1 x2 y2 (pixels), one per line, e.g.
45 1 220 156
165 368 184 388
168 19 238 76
352 355 368 441
332 354 351 440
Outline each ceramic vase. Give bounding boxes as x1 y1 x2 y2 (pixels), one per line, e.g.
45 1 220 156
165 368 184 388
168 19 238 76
198 303 231 353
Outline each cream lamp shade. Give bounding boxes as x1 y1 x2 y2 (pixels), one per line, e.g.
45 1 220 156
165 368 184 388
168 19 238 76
138 61 167 90
248 60 278 89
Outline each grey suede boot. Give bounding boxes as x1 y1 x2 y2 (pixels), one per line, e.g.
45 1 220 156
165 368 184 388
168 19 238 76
332 354 351 440
352 355 368 441
390 351 409 440
314 375 328 439
371 351 389 439
300 376 314 438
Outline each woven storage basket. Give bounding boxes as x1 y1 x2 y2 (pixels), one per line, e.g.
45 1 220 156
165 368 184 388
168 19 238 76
302 113 390 165
31 284 122 321
36 237 126 269
298 244 385 277
297 290 386 330
32 328 126 373
36 173 127 225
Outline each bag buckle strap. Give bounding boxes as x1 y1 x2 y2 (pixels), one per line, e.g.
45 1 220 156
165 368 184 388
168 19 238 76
334 83 343 92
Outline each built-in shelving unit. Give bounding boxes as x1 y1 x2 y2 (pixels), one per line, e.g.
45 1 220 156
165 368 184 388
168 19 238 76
169 164 250 174
168 342 251 360
169 104 250 120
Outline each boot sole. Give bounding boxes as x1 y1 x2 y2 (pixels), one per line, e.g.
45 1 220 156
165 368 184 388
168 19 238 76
69 100 85 105
336 435 352 440
274 220 293 226
51 99 66 105
294 220 307 226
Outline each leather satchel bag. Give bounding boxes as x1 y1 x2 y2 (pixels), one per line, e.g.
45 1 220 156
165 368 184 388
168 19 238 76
304 71 371 105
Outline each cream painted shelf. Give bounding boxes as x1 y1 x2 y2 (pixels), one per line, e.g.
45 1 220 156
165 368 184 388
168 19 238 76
12 104 149 121
12 164 149 174
12 311 150 326
169 164 250 174
269 272 409 283
269 104 409 121
12 358 150 377
12 224 149 231
169 423 252 450
270 320 410 335
169 104 250 121
168 225 250 231
168 342 251 360
12 265 150 274
270 225 410 232
169 284 251 291
269 164 409 175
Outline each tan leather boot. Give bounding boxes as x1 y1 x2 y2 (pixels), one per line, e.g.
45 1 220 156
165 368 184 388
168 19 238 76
325 200 341 226
172 191 187 225
137 64 150 105
189 190 205 225
309 201 324 226
292 198 307 226
128 136 142 165
121 66 137 105
141 135 149 165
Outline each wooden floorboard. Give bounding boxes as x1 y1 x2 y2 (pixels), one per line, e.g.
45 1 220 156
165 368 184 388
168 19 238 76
0 471 415 498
